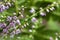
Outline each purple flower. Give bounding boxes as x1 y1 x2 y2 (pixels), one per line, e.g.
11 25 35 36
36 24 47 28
3 28 8 33
16 19 21 25
7 16 12 22
6 21 15 29
5 6 9 9
0 8 3 12
50 37 53 40
9 21 16 27
40 12 46 16
6 21 16 30
2 23 6 28
0 23 3 28
1 4 6 10
0 4 6 12
13 16 17 20
31 17 37 22
29 8 35 13
0 4 9 12
15 29 21 34
0 23 6 29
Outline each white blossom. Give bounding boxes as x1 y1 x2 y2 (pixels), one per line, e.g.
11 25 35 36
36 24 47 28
26 23 29 25
24 24 26 27
32 25 35 28
21 14 24 18
53 2 57 4
29 29 32 32
6 2 11 6
40 12 46 16
13 12 16 15
50 7 55 11
46 9 49 12
55 37 58 40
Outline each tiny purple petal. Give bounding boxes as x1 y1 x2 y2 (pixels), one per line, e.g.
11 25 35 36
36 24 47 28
16 19 21 25
15 29 21 34
13 16 17 20
7 16 12 22
3 29 8 33
29 8 35 13
0 23 6 28
31 17 37 22
8 22 16 27
50 37 53 40
1 4 6 10
5 6 9 9
0 8 3 12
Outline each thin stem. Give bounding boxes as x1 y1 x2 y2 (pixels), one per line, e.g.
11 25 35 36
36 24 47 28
25 12 38 21
14 0 18 14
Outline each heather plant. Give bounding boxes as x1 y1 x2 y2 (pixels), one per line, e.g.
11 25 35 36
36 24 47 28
0 0 60 40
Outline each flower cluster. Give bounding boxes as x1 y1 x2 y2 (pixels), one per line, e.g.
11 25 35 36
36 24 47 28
0 16 21 36
0 2 13 12
7 16 21 27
